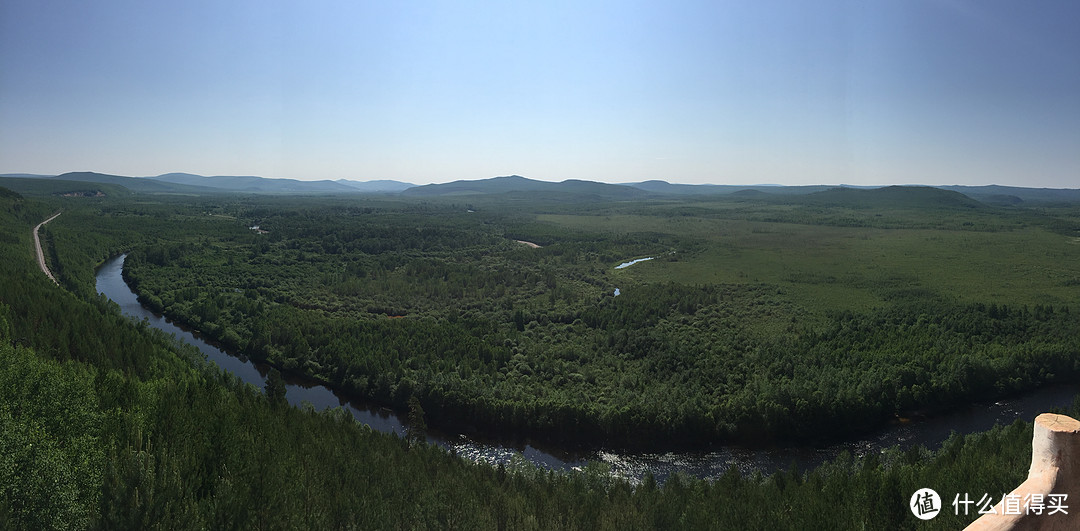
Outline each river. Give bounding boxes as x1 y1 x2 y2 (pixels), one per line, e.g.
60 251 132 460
97 254 1079 483
615 256 655 269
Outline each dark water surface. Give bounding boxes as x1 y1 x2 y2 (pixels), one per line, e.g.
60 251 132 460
97 254 1079 482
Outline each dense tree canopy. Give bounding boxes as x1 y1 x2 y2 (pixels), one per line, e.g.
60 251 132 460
107 196 1080 448
2 186 1078 529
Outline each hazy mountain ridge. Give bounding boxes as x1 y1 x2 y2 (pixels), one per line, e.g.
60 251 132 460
0 176 134 197
3 172 1079 203
152 173 413 193
402 175 649 199
53 172 220 194
939 185 1080 205
1 172 415 195
153 173 359 193
0 173 56 178
800 185 987 209
334 179 415 193
628 180 843 196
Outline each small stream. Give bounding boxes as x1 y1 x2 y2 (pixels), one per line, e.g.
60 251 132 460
97 254 1079 483
615 256 655 269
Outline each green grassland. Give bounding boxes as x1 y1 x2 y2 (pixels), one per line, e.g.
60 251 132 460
544 212 1080 315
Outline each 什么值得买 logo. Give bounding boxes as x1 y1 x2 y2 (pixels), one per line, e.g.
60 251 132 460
910 488 941 520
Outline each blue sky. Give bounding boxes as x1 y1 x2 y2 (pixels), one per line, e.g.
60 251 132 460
2 0 1077 186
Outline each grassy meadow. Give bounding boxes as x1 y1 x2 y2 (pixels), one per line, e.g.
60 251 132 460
543 203 1080 323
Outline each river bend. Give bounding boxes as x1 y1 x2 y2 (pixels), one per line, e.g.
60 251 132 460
96 254 1079 483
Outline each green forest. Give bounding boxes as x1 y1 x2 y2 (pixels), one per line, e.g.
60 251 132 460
108 190 1080 448
3 178 1080 529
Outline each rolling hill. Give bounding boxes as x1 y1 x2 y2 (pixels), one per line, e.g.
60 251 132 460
334 179 415 193
2 172 415 195
402 175 649 200
800 185 987 209
0 176 133 197
5 171 1079 205
940 185 1080 205
152 173 360 193
53 172 219 194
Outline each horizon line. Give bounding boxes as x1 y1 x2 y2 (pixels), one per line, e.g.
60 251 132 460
3 170 1078 191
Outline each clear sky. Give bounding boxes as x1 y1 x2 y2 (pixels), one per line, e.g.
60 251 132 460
2 0 1077 187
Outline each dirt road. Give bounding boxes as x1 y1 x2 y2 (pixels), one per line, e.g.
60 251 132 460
34 212 61 284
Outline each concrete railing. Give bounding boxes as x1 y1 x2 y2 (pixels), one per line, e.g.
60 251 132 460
965 413 1080 530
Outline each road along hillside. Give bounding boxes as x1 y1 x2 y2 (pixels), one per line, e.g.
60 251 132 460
34 212 61 284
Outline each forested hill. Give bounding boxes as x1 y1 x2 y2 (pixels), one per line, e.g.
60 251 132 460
0 176 133 198
153 173 360 193
799 186 987 209
0 172 415 196
402 175 650 200
940 185 1080 205
627 181 835 196
52 172 221 194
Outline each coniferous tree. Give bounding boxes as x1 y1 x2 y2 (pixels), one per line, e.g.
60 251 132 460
406 395 427 447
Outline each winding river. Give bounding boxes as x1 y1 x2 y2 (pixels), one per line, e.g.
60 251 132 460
97 254 1079 483
615 256 655 269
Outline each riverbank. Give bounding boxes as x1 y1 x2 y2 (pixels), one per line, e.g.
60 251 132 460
96 253 1080 481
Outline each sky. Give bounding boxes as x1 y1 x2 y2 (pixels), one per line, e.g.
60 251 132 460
1 0 1078 187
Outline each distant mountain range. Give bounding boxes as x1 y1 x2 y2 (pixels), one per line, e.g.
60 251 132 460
2 172 1079 204
401 175 648 200
627 180 835 196
0 172 415 195
150 172 417 193
403 177 1080 205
